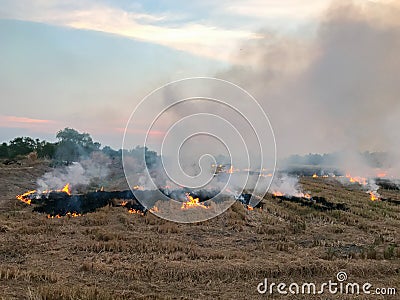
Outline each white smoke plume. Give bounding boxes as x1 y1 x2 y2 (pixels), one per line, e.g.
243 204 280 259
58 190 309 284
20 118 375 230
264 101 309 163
269 174 309 198
36 152 111 192
217 0 400 179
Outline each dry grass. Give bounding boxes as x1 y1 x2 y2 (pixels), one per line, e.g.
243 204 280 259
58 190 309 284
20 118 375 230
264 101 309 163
0 162 399 299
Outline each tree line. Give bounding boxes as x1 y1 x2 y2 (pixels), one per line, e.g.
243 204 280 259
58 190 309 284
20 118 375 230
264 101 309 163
0 128 160 168
0 128 107 161
284 151 389 168
0 128 103 161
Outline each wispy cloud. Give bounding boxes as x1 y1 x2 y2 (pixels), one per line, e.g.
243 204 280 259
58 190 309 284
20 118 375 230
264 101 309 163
0 115 57 130
0 0 261 62
223 0 330 20
116 127 165 137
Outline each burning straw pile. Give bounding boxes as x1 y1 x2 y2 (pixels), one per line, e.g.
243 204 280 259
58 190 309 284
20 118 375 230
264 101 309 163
16 184 262 218
17 184 147 218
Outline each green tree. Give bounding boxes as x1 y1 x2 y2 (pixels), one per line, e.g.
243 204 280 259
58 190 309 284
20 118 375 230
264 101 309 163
36 140 57 158
8 137 36 158
55 128 101 162
102 146 119 159
0 142 9 158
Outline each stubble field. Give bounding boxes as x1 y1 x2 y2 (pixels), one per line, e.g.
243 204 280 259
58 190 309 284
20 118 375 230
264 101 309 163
0 159 399 299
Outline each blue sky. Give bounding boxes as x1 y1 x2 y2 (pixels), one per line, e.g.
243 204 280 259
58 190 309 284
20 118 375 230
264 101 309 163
0 0 333 148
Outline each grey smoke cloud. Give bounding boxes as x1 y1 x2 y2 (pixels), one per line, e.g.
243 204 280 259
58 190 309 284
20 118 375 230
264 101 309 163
217 0 400 176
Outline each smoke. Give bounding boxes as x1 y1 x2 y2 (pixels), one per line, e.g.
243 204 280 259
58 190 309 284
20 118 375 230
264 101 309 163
269 174 308 197
218 0 400 177
36 152 111 192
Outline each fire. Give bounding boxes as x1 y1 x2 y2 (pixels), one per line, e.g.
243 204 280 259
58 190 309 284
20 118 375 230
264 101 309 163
128 208 145 215
61 183 71 195
133 185 144 190
67 212 81 217
120 200 128 206
345 174 367 186
369 191 380 201
16 190 36 205
181 193 208 210
47 212 81 218
247 205 254 211
260 173 273 177
312 173 318 178
272 191 284 197
47 214 61 219
150 206 159 213
272 191 311 199
227 165 234 174
17 184 71 205
376 172 387 178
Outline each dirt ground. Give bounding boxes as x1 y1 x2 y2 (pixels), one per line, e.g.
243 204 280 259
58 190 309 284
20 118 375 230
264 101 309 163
0 159 399 299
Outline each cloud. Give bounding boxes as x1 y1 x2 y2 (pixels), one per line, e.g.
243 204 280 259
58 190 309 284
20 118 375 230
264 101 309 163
116 127 165 137
0 0 261 62
0 115 62 137
224 0 330 20
0 115 55 126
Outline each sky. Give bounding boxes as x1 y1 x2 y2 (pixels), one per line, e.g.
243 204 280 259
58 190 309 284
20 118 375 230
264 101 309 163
0 0 332 147
0 0 398 162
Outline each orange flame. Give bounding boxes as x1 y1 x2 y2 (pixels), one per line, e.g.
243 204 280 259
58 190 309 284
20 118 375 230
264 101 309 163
312 173 318 178
227 165 234 174
345 174 367 186
181 193 208 210
247 205 254 211
369 191 380 201
128 208 145 215
260 173 273 178
376 172 387 178
67 212 81 217
272 191 284 197
47 214 61 219
150 206 159 213
133 185 144 190
16 190 35 205
61 183 71 195
47 212 81 219
120 201 128 206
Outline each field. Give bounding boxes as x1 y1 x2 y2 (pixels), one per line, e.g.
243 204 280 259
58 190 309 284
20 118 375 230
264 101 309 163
0 159 399 299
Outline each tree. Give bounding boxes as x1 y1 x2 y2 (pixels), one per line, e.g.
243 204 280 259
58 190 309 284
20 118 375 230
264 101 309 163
36 141 57 158
128 146 160 169
8 137 36 158
55 128 101 162
0 142 8 158
102 146 119 159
